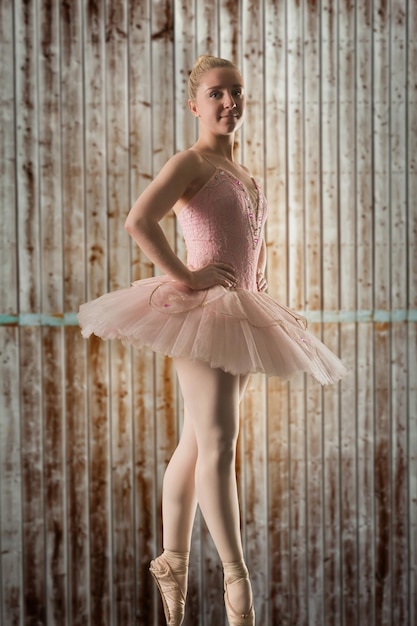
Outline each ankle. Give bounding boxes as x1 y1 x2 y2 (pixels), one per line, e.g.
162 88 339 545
161 550 190 597
222 559 249 584
163 549 190 572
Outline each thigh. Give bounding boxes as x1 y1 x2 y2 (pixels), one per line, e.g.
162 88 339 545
173 358 241 445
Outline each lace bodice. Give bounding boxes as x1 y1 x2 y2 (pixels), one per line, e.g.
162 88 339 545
177 168 267 291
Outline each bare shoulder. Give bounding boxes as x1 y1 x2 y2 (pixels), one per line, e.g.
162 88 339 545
164 149 215 213
159 149 203 183
126 150 204 225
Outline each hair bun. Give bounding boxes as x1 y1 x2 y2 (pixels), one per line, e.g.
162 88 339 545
188 55 241 100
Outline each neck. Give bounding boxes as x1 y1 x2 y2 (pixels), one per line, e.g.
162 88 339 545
193 132 236 162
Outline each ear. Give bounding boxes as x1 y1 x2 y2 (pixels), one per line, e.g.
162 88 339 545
188 99 199 117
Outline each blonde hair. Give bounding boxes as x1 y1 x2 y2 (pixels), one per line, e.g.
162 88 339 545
188 55 241 100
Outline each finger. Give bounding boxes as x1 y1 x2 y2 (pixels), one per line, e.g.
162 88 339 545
212 262 236 274
222 271 236 283
221 274 236 288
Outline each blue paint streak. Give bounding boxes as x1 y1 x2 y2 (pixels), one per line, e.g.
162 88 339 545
0 310 416 327
0 313 80 326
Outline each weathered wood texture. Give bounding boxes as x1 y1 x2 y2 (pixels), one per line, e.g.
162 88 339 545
0 0 415 624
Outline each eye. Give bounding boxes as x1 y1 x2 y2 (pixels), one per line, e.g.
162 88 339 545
209 91 221 99
232 89 243 97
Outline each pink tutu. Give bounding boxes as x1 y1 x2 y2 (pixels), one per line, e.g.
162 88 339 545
78 276 348 385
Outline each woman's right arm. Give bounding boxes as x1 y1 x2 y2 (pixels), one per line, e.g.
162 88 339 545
125 151 236 290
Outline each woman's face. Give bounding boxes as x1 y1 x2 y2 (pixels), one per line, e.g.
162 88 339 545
189 67 245 135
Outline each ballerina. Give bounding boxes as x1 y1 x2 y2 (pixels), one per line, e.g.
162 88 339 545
79 54 348 625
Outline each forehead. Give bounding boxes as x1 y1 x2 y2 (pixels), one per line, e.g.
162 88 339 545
199 67 244 91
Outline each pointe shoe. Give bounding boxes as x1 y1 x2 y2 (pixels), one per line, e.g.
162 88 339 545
224 578 255 626
150 555 186 626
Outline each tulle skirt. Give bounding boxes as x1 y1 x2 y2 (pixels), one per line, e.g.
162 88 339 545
78 276 348 385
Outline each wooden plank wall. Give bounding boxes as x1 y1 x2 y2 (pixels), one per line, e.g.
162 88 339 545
0 0 415 624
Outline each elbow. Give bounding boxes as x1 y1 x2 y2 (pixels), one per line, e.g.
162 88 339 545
124 214 136 234
125 214 156 242
124 214 144 237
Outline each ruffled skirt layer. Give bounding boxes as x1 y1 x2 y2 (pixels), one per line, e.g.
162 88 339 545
78 276 348 385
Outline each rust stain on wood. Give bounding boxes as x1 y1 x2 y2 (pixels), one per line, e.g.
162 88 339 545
87 336 111 624
42 328 66 623
64 329 89 626
151 0 173 41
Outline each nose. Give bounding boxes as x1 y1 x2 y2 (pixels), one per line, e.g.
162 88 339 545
224 93 237 109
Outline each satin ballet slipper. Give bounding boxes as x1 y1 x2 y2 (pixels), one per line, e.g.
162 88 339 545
224 578 255 626
149 555 186 626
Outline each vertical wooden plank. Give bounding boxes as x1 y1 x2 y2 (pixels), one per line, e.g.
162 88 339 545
391 321 409 624
39 0 63 312
408 1 417 622
288 375 308 626
0 0 17 318
0 328 23 626
174 0 195 275
264 1 291 622
151 2 178 624
409 324 417 626
241 376 268 623
14 1 45 624
390 2 409 623
174 0 195 152
241 1 268 624
373 2 392 622
104 1 136 624
131 346 158 626
20 327 46 625
64 327 90 626
356 2 375 623
128 2 159 624
409 0 417 315
0 1 22 622
87 331 112 626
219 0 242 65
83 0 107 301
42 327 68 625
61 1 91 624
266 378 290 626
356 319 375 625
373 319 392 622
15 0 41 315
108 338 134 626
303 3 324 625
218 0 243 290
241 0 264 181
338 3 358 624
196 0 218 55
222 0 243 182
38 1 68 623
287 0 304 315
286 2 307 623
321 1 342 623
264 0 287 306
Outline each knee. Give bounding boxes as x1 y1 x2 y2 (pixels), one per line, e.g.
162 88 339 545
198 435 237 473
